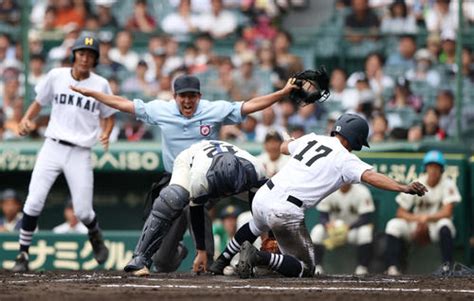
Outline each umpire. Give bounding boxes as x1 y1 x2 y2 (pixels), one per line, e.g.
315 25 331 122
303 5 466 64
71 74 298 272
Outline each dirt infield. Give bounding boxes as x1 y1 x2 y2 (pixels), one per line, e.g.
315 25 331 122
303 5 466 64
1 270 473 301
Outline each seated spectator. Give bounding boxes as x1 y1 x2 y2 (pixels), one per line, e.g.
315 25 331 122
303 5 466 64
161 0 199 39
95 0 119 28
163 38 185 76
3 97 23 140
145 47 167 83
95 34 128 81
370 113 389 142
310 184 375 275
381 0 418 34
348 53 394 104
256 42 286 91
193 33 216 72
405 48 441 87
1 66 20 111
439 29 456 65
121 60 159 97
275 98 296 128
208 56 233 100
0 110 4 139
325 111 342 136
386 77 423 113
28 30 45 57
230 53 269 101
52 201 88 234
47 24 81 63
288 103 319 134
425 0 458 34
273 30 303 77
257 130 289 177
255 107 286 143
344 0 380 43
242 14 278 49
0 189 23 232
52 0 86 29
328 68 351 107
156 74 174 101
125 0 156 33
213 205 241 254
0 0 20 26
108 30 140 72
385 151 460 275
118 115 154 141
28 54 46 87
197 0 237 39
426 33 442 64
288 124 305 139
385 34 417 71
84 14 101 32
460 47 474 83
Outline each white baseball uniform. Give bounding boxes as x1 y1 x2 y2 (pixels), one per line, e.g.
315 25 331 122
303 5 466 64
385 174 461 242
310 184 375 246
248 133 373 273
23 67 116 224
170 140 267 200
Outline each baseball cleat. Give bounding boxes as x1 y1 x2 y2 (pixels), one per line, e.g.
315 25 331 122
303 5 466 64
354 265 368 276
132 266 150 277
208 257 230 275
237 241 258 279
386 265 401 276
11 252 29 272
88 230 109 264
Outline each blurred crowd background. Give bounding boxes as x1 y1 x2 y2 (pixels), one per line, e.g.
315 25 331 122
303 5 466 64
1 0 474 145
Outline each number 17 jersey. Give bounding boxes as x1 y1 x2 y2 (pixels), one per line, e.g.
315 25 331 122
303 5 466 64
271 133 373 209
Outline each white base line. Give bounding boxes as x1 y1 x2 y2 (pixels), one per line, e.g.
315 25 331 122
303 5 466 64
101 284 474 294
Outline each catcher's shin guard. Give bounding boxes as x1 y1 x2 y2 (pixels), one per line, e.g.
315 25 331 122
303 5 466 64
124 214 172 273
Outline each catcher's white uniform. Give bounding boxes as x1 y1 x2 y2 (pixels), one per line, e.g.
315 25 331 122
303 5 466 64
311 184 375 246
385 174 461 242
249 133 372 275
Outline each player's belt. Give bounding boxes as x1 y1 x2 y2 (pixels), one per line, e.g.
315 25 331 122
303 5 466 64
266 180 303 208
51 138 76 147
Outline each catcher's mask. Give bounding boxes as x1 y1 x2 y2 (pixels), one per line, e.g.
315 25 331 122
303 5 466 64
290 66 330 105
331 113 370 151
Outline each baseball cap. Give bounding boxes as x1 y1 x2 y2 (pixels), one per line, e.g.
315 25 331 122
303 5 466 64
173 75 200 94
441 29 456 42
415 48 434 62
1 189 20 202
219 205 241 219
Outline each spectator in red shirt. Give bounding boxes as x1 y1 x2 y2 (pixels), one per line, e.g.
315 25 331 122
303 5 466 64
125 0 156 33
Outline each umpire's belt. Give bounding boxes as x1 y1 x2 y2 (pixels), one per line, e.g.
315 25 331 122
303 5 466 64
266 180 303 208
51 138 76 147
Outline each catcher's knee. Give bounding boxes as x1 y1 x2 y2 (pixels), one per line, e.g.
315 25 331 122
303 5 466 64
355 225 373 245
385 218 407 238
310 224 326 244
152 184 190 221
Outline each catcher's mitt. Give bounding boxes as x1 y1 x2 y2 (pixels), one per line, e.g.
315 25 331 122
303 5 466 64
323 223 349 250
412 222 430 246
289 66 330 105
260 237 280 253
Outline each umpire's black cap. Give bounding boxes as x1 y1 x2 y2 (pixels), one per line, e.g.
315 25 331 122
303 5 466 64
173 75 200 94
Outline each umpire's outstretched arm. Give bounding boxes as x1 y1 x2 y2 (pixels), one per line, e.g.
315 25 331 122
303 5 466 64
70 85 135 114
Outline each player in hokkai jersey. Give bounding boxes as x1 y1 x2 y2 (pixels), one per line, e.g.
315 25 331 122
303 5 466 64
11 36 116 272
209 113 427 278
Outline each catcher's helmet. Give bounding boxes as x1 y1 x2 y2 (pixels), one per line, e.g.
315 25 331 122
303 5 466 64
330 113 370 151
71 36 100 67
423 150 445 171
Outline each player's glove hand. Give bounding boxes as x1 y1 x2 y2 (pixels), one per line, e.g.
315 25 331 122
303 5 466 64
260 237 280 253
193 249 208 275
289 66 330 106
405 181 428 196
323 222 349 250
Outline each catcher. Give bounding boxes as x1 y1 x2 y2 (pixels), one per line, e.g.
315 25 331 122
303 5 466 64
310 183 375 275
385 150 461 276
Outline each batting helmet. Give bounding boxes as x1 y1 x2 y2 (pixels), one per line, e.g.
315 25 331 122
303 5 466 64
330 113 370 151
423 150 445 171
71 36 100 67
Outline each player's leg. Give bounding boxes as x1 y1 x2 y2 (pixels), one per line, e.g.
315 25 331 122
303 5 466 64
385 218 411 275
310 223 326 274
12 140 62 272
151 207 190 273
63 146 109 265
351 224 373 275
429 218 456 265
